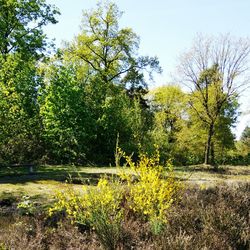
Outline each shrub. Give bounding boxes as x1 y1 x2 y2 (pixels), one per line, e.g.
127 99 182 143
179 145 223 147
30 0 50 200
49 148 182 248
49 177 123 250
17 196 36 216
119 149 183 234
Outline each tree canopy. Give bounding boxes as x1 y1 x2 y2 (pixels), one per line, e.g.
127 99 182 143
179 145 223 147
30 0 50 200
0 0 59 60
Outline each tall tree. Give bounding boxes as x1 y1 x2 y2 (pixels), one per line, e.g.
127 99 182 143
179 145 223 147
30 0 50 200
147 85 186 155
240 126 250 155
41 1 160 164
68 1 161 93
0 0 59 164
177 34 250 165
147 85 187 162
69 1 160 162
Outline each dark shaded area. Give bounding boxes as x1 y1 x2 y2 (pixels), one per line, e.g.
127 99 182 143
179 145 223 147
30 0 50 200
0 165 117 185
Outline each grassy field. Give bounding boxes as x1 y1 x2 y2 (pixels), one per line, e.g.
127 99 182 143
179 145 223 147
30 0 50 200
0 165 117 201
0 164 249 201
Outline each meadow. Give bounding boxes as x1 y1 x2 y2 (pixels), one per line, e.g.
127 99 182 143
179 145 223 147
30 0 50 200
0 164 249 198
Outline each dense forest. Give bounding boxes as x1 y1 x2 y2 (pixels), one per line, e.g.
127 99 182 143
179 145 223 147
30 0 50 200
0 0 249 167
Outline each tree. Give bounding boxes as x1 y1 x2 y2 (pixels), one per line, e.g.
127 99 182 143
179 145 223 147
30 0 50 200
64 1 160 163
68 1 161 93
241 126 250 143
0 58 43 163
188 65 236 165
39 59 94 164
0 0 59 164
0 0 59 61
40 53 151 164
40 1 160 164
147 85 187 161
240 126 250 156
227 126 250 165
178 34 250 165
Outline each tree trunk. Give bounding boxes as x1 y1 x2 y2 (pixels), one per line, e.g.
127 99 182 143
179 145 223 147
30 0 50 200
211 141 215 165
204 124 214 165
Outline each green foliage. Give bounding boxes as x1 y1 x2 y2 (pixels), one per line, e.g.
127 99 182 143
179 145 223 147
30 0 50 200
95 94 149 163
38 1 159 164
0 56 43 163
226 126 250 165
40 60 93 163
40 53 148 164
144 77 239 166
177 34 250 165
69 1 161 89
186 65 238 165
0 0 244 167
147 85 187 161
0 0 59 164
0 0 59 60
17 195 36 216
241 126 250 150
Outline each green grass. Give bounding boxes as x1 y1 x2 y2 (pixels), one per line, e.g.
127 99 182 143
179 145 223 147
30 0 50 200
0 165 120 201
0 164 249 202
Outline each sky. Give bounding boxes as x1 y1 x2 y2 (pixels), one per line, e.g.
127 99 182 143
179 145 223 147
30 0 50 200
44 0 250 138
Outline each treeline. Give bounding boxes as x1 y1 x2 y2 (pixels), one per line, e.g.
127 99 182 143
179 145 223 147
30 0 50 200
0 0 249 166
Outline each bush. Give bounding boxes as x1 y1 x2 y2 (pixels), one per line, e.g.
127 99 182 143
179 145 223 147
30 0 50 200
49 149 182 247
49 177 123 250
119 149 183 234
17 196 36 216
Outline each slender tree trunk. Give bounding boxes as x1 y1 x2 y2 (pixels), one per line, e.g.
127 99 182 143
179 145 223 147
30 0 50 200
204 124 214 165
211 141 215 165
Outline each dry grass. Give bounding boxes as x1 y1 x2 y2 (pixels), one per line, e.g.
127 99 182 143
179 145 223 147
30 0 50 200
174 165 250 187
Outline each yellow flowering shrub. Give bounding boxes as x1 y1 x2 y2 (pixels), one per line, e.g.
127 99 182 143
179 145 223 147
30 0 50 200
119 149 183 233
82 177 123 225
49 148 183 239
50 177 123 221
49 177 123 249
48 184 83 221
